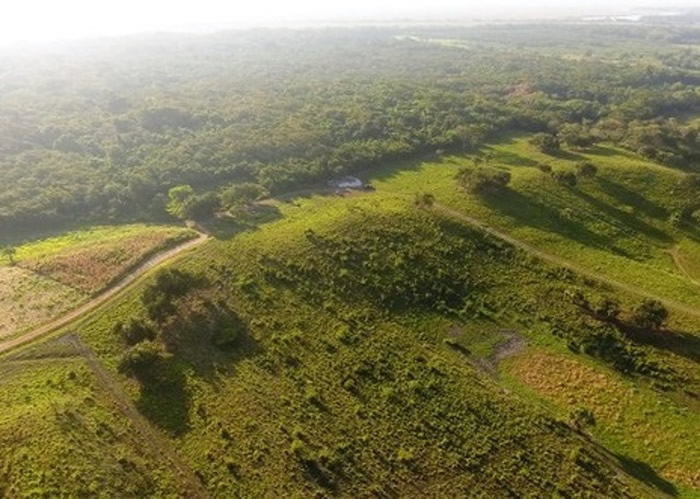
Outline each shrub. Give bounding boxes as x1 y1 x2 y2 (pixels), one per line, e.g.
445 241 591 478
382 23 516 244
529 133 560 153
396 447 416 464
117 341 164 380
115 319 156 346
575 161 597 178
552 170 577 187
414 192 435 208
142 268 204 321
456 166 511 195
631 299 668 330
592 298 621 322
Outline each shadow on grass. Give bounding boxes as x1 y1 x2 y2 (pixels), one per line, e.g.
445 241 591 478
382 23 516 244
136 304 263 435
489 148 540 167
619 324 700 364
596 178 668 221
549 148 588 162
481 187 616 251
202 204 283 240
136 360 192 436
615 453 678 497
571 187 673 245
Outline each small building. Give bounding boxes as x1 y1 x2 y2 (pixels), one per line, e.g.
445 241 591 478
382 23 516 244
327 176 364 190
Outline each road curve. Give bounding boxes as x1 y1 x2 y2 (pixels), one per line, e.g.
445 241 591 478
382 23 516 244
433 203 700 320
0 231 209 356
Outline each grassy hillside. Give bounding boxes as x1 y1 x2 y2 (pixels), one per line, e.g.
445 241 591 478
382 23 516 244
1 134 699 496
0 337 190 497
374 134 700 310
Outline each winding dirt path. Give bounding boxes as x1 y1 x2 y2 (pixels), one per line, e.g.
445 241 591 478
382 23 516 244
433 203 700 320
66 334 208 498
0 230 209 355
666 246 700 287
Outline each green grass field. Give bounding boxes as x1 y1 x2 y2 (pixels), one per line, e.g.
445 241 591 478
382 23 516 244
0 340 187 497
2 134 700 496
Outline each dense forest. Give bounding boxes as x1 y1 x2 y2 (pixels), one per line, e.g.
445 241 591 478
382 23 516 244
2 24 700 238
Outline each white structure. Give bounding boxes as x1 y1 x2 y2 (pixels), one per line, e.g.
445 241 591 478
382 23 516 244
328 176 364 190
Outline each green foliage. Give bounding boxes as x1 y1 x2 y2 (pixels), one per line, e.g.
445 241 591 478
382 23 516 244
551 170 578 187
3 25 700 239
570 407 596 431
142 268 205 321
118 341 165 380
166 185 195 220
631 299 669 330
261 214 477 313
114 319 156 346
413 192 435 208
456 166 511 195
221 183 268 209
1 245 16 265
576 161 598 179
592 297 621 322
529 133 560 153
559 123 597 148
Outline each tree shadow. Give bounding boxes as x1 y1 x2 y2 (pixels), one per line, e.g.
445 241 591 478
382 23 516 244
136 302 263 434
549 149 588 162
614 453 678 497
596 178 668 221
202 204 283 240
586 145 640 161
480 188 616 251
570 188 673 246
618 323 700 364
135 359 192 436
489 149 539 167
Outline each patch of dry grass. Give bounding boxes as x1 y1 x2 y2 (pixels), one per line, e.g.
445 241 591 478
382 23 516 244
20 227 194 295
504 349 700 492
0 266 85 337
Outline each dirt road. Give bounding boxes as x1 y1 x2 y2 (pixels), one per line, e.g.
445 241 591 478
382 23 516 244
0 231 209 355
434 203 700 320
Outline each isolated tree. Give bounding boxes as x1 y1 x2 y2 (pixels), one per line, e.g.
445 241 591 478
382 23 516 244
631 299 668 329
559 123 596 149
2 246 16 265
166 185 195 219
552 170 577 188
576 161 598 179
117 341 164 381
456 166 511 195
529 133 560 154
221 182 268 209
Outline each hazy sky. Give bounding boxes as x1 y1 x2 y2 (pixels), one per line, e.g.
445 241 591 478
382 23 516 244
0 0 694 44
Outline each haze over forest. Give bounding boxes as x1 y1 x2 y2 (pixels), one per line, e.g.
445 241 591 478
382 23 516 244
1 0 699 45
1 1 700 497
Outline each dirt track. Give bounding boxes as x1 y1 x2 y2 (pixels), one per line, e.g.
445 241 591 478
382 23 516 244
434 203 700 320
0 231 209 355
